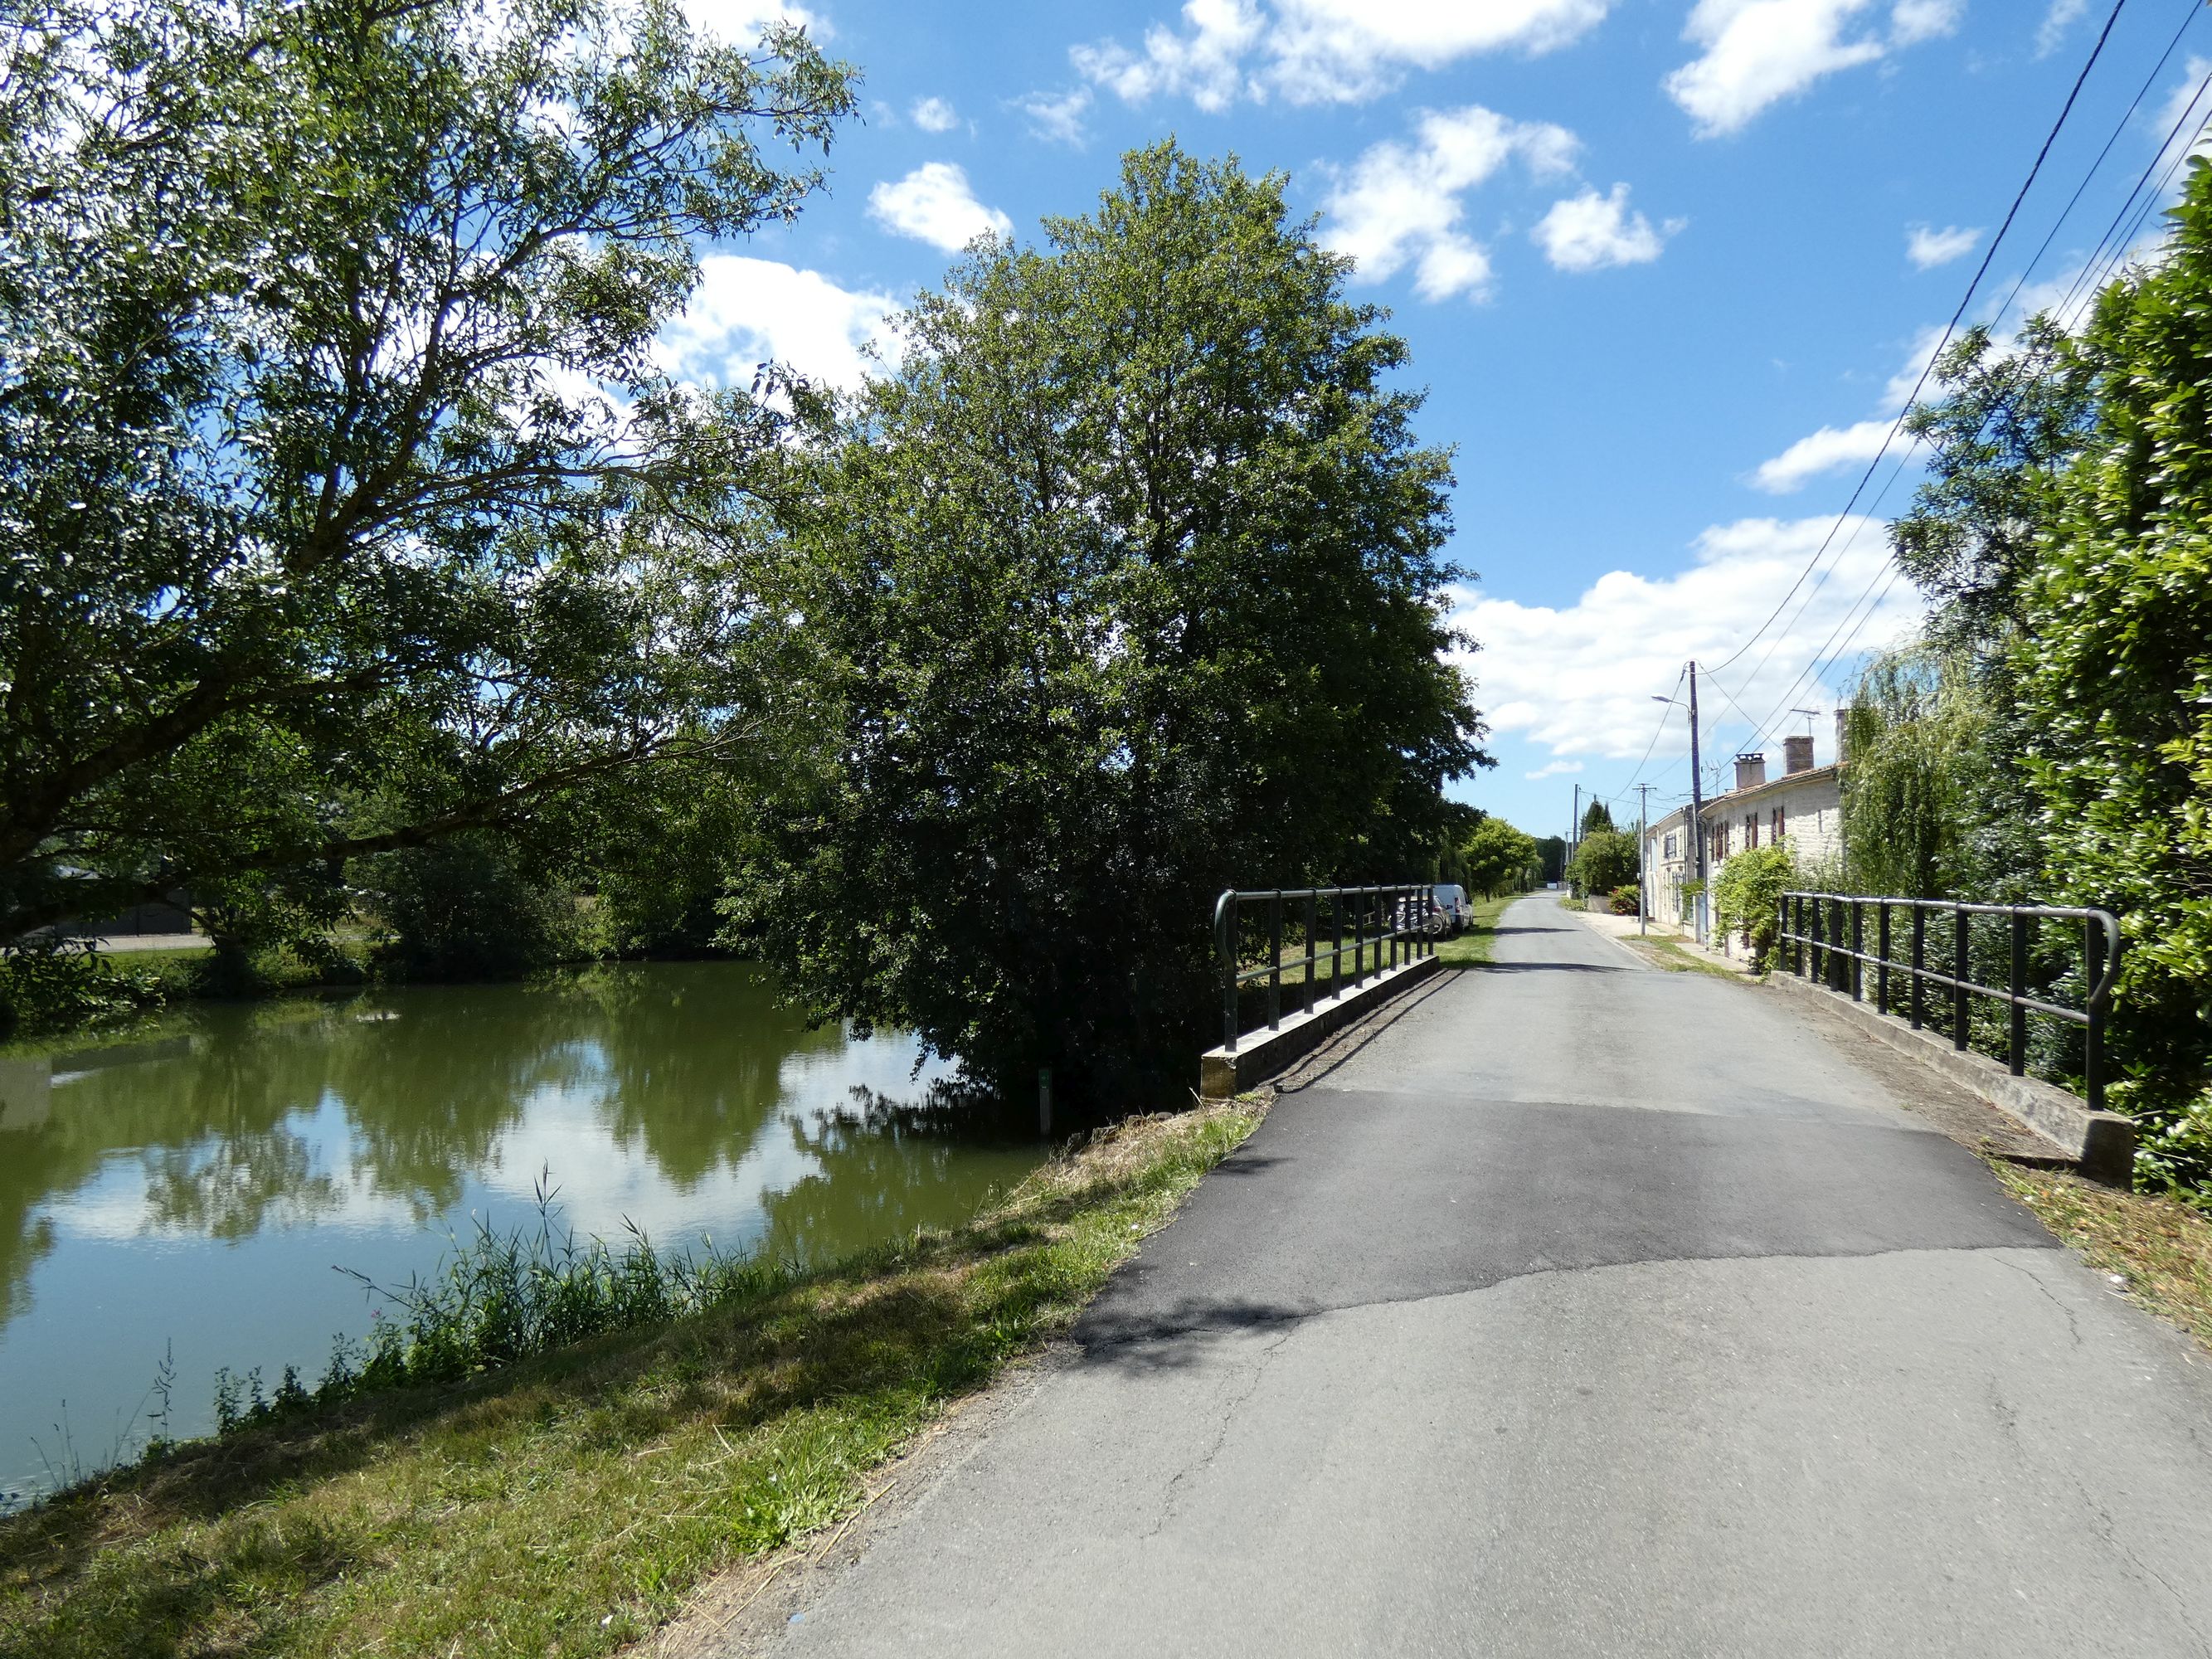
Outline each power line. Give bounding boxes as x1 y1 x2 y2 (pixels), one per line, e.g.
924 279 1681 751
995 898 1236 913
1607 663 1686 802
1703 0 2132 679
1742 20 2212 751
2049 54 2212 323
1709 5 2204 758
1987 0 2204 331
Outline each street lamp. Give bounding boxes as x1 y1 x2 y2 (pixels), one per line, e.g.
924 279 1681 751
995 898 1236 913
1651 668 1708 941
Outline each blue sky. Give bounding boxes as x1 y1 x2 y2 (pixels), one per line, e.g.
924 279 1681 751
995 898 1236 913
668 0 2211 843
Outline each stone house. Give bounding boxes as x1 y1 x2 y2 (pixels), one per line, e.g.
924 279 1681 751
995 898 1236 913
1641 730 1844 937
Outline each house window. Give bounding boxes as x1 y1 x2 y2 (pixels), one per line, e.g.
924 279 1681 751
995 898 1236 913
1773 806 1785 842
1746 815 1760 849
1663 832 1678 859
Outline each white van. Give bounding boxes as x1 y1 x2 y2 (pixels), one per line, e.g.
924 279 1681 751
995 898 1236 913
1431 883 1470 934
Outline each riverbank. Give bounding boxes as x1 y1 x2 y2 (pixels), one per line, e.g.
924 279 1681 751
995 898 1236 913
0 1097 1264 1657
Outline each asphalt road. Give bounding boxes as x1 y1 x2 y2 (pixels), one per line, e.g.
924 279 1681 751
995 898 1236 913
756 893 2212 1657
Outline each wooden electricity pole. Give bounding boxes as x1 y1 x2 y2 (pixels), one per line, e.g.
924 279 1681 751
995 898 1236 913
1687 662 1705 942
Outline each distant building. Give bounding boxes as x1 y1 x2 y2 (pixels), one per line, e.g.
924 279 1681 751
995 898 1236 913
1641 725 1845 937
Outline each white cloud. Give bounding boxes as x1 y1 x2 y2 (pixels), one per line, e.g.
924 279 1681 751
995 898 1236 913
1526 759 1586 780
1320 105 1579 301
1748 418 1895 493
682 0 827 41
2035 0 2086 57
1073 0 1608 109
1888 0 1959 47
1533 184 1682 271
2151 57 2212 187
1072 0 1264 112
1665 0 1952 138
1014 85 1092 145
1455 515 1923 765
1880 320 1949 409
1906 222 1979 269
659 255 899 393
868 163 1014 252
910 95 959 133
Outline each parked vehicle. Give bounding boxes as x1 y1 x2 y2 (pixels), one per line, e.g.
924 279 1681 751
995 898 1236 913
1392 894 1451 938
1430 883 1470 934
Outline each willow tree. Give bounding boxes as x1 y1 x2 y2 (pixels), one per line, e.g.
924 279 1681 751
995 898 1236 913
729 144 1489 1101
0 0 856 945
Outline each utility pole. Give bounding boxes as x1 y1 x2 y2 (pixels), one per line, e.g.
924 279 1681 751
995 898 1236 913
1569 783 1582 888
1636 782 1652 937
1687 660 1706 943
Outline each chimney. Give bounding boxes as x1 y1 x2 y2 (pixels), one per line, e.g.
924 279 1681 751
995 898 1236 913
1733 752 1767 791
1783 734 1814 776
1835 706 1852 766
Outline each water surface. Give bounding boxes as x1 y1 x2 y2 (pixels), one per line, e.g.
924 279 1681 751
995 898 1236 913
0 963 1038 1504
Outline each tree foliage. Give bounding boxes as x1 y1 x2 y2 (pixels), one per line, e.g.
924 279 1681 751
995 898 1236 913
1840 645 1992 900
0 0 856 943
1891 319 2094 641
727 144 1489 1100
1713 842 1793 971
1568 829 1637 898
2013 163 2212 1189
1461 818 1538 896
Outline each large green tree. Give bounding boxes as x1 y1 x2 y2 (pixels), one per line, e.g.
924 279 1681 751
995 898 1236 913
0 0 855 943
1460 817 1538 897
2015 160 2212 1190
729 144 1489 1101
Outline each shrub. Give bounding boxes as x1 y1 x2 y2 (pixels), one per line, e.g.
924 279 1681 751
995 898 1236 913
1569 829 1639 898
362 838 582 982
1714 844 1795 971
0 939 177 1037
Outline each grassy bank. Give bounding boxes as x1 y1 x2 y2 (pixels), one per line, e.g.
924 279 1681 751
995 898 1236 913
1432 891 1520 967
1992 1164 2212 1354
0 1101 1264 1658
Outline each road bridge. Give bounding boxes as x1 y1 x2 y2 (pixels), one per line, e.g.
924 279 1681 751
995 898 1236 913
749 891 2212 1657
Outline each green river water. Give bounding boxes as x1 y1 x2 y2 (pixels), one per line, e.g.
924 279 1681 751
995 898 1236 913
0 962 1043 1506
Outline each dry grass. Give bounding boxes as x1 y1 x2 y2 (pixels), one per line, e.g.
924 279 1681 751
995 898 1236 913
1992 1164 2212 1355
0 1100 1264 1659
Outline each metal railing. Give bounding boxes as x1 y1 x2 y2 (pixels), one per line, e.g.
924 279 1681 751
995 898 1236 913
1777 890 2122 1111
1214 884 1437 1053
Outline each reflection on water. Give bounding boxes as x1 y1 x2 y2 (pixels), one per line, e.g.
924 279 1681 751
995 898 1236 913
0 964 1038 1503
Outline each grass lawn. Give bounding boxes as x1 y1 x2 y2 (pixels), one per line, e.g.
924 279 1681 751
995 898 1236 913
1432 891 1521 968
0 1102 1264 1658
1991 1165 2212 1356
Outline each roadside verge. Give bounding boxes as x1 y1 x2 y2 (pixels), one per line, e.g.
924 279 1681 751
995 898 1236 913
0 1102 1266 1659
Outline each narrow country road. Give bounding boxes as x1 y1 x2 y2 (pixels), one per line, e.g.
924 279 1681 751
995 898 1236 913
753 893 2212 1657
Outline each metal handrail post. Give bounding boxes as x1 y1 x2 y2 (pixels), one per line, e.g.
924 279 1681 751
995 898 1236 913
2085 912 2107 1112
1876 902 1891 1014
1850 899 1864 1001
1216 890 1238 1053
1792 894 1805 976
1354 893 1366 990
1303 892 1318 1016
1810 895 1824 984
1332 893 1344 1000
1910 907 1926 1030
1952 906 1971 1052
2009 911 2028 1076
1267 891 1282 1031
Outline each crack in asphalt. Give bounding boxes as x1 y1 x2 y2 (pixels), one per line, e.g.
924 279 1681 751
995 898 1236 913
1141 1323 1296 1540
